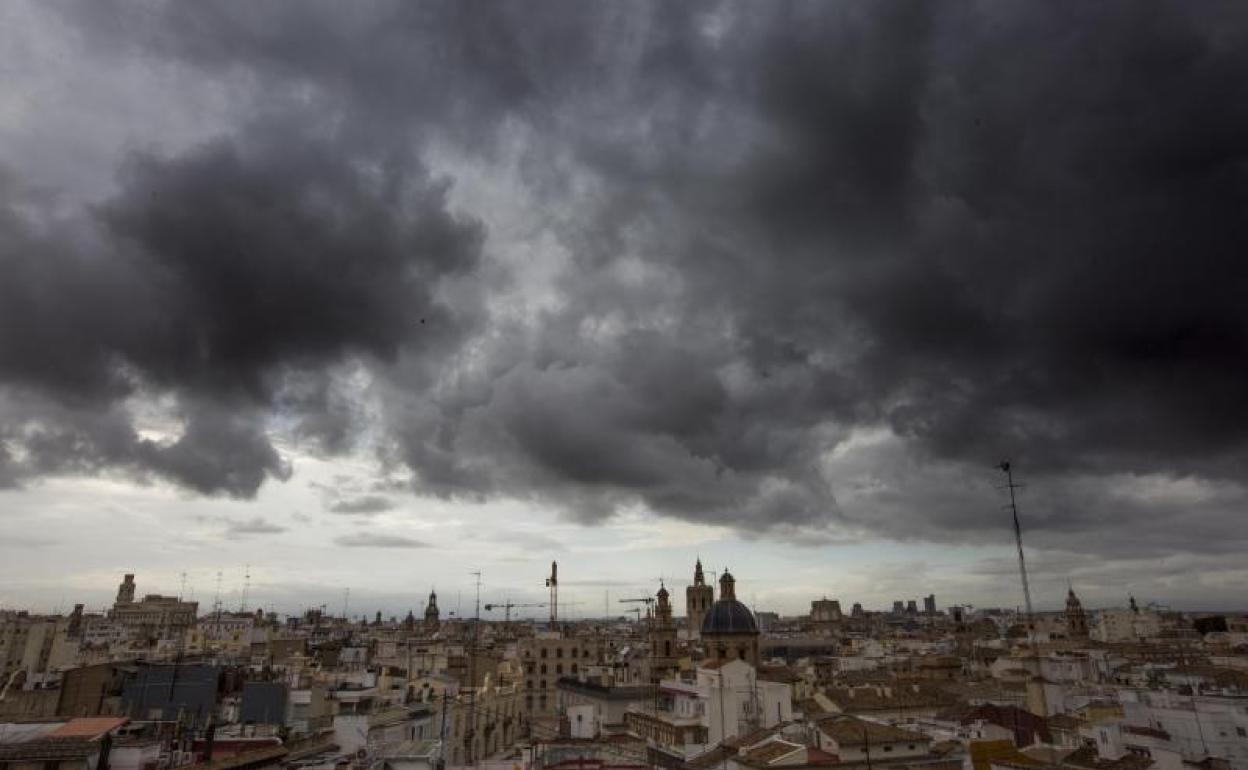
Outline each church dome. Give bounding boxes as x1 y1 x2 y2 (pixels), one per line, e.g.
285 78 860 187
701 568 757 634
701 598 758 634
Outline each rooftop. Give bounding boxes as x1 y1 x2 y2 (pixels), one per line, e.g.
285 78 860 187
815 716 929 745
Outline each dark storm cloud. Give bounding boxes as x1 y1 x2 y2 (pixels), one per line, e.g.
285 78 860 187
5 1 1248 560
0 116 484 495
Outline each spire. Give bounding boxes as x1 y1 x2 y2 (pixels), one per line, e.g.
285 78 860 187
694 558 705 586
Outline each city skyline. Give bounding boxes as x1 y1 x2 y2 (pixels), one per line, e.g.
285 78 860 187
4 3 1248 612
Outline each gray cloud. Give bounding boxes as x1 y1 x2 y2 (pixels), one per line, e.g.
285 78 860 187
334 532 430 549
328 495 396 516
2 1 1247 567
225 516 287 538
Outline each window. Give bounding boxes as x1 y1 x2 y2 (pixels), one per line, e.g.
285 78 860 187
1237 727 1247 737
883 746 893 753
908 745 915 750
541 648 547 658
540 664 547 674
556 664 563 674
557 648 563 658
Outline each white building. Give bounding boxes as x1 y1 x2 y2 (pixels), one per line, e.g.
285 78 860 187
624 658 793 761
1094 608 1162 642
1121 688 1248 770
813 715 931 762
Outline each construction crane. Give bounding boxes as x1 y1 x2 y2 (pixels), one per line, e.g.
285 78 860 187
545 561 558 629
483 601 547 623
618 597 656 629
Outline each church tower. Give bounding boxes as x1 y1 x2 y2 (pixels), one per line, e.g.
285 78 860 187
649 582 679 683
1065 586 1089 639
423 589 440 633
685 559 714 639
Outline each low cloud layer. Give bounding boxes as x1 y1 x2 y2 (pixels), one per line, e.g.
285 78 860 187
2 1 1247 568
334 532 430 550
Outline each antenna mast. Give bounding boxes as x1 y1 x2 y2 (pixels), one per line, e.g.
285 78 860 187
999 461 1035 641
467 571 482 766
239 565 250 613
213 570 223 621
1000 460 1048 717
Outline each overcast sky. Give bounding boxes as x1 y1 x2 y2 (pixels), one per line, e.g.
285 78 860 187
2 1 1247 619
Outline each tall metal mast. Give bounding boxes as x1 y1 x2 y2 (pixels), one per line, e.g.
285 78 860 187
999 461 1035 642
239 565 250 613
466 571 482 767
1000 461 1048 717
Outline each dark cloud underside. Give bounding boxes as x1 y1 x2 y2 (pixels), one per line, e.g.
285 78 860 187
2 1 1247 559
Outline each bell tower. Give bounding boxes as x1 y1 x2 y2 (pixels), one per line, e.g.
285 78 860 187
650 582 678 682
423 588 440 633
685 558 714 639
1065 585 1089 639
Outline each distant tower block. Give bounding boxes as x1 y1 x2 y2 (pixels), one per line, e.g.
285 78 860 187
116 574 136 604
685 558 714 638
811 597 843 624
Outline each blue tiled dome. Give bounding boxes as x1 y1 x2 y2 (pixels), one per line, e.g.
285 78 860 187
701 598 758 634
